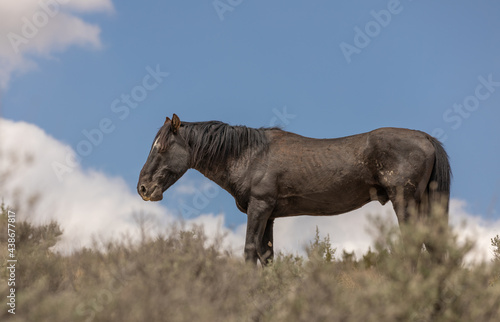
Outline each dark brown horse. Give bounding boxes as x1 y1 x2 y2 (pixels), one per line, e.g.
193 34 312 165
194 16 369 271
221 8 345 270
138 114 451 265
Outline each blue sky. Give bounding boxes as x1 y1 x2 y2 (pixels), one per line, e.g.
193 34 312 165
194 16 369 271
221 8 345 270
2 0 500 231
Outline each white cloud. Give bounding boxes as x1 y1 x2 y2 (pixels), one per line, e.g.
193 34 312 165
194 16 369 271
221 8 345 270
449 200 500 262
0 0 113 89
0 118 499 262
0 118 173 252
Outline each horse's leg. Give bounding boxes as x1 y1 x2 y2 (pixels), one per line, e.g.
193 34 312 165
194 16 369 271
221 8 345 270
394 190 448 265
244 198 273 266
420 194 449 264
261 218 275 266
394 205 420 272
390 187 423 271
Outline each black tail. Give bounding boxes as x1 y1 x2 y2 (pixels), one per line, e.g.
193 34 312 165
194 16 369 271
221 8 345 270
427 136 452 217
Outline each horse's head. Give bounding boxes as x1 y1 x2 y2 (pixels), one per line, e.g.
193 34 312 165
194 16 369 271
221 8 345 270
137 114 190 201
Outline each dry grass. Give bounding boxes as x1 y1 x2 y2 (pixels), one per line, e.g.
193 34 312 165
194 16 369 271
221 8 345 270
1 203 500 322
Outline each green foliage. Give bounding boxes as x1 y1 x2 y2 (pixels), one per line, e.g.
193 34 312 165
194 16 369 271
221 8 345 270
1 205 500 321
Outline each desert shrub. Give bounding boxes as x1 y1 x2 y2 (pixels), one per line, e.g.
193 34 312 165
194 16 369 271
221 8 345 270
492 235 500 263
1 204 500 322
305 226 336 263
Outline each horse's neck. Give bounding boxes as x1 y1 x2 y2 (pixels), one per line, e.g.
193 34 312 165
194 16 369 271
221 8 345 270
191 159 234 192
183 125 232 190
194 158 227 181
184 123 262 195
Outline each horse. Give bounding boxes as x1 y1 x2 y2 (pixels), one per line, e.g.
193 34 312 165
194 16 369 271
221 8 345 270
138 114 451 266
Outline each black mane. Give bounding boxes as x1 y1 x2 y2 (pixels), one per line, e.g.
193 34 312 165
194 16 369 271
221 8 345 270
155 121 279 169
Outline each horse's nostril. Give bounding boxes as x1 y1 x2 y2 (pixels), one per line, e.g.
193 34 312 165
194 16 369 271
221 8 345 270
140 185 147 194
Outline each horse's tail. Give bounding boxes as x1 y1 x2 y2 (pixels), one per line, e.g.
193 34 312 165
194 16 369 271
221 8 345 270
426 136 452 219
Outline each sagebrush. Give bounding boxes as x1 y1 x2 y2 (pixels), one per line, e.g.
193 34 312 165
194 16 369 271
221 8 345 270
1 204 500 322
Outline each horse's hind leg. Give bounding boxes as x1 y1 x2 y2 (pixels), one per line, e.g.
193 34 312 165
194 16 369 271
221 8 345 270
392 189 449 266
420 197 449 264
390 187 425 270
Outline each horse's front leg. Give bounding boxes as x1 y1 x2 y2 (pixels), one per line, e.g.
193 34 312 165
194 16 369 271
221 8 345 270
244 198 274 266
262 218 275 265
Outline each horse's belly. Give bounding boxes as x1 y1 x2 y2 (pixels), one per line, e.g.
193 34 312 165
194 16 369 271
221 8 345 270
273 189 372 218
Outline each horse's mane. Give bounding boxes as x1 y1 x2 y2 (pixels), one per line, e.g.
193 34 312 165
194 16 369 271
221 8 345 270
154 121 279 168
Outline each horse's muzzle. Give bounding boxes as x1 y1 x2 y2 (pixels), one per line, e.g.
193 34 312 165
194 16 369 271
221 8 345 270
137 183 163 201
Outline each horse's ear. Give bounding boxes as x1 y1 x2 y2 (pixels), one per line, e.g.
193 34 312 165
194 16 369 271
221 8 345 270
171 114 181 133
164 116 171 125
